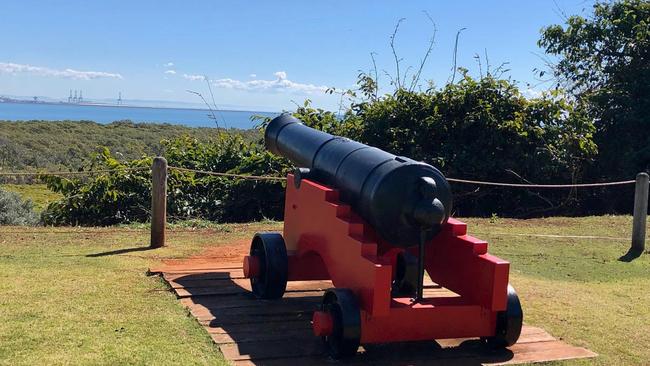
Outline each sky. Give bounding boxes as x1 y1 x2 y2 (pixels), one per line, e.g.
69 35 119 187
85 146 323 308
0 1 594 112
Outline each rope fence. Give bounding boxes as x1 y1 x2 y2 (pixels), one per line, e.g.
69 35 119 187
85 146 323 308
0 167 149 177
168 166 639 188
169 166 642 188
0 165 641 188
445 178 636 188
168 166 286 181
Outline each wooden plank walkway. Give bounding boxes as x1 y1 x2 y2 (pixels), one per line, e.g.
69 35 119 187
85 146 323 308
149 261 597 365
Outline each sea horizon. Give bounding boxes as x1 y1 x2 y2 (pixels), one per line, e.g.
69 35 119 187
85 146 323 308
0 100 280 129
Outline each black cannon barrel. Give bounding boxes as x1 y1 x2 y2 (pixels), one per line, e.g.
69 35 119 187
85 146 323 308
265 114 452 247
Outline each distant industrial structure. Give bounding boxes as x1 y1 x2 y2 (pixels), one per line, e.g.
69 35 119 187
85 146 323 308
63 90 124 105
67 89 84 104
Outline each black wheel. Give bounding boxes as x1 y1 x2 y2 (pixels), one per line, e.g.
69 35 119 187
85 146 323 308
321 289 361 359
485 284 523 348
249 232 288 299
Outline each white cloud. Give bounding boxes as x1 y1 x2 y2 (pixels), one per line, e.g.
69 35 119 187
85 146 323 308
0 62 123 80
522 88 543 99
209 71 328 94
164 62 174 67
183 73 206 81
164 70 177 75
249 73 257 78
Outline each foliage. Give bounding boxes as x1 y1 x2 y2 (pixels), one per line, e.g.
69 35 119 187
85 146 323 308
539 0 650 179
0 188 39 225
0 120 259 182
41 134 289 226
163 133 289 223
353 74 597 216
40 149 152 226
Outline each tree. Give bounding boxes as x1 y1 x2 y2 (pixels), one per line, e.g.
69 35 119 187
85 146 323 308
354 74 597 216
539 0 650 179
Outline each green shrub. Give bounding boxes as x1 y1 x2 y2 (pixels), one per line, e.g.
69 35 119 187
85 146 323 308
352 74 597 216
41 133 291 226
0 188 39 225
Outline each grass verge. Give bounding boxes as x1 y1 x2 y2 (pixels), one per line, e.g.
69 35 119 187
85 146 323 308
0 222 277 365
470 215 650 365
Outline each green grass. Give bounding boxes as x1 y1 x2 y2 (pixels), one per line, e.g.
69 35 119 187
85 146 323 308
0 222 278 365
0 217 648 365
467 216 650 365
0 184 61 211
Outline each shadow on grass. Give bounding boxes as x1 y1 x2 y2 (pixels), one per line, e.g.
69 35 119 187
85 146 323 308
618 247 644 262
87 246 155 257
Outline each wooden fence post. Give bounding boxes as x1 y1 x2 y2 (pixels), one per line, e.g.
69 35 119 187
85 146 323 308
631 172 649 254
150 157 167 248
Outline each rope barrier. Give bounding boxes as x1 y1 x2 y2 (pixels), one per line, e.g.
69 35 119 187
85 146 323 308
0 165 637 188
168 166 286 181
445 177 636 188
168 166 636 188
0 167 149 177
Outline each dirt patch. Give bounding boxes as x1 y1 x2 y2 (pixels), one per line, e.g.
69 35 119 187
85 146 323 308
162 239 250 266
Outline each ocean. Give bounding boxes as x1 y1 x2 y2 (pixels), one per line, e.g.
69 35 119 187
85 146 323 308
0 101 279 129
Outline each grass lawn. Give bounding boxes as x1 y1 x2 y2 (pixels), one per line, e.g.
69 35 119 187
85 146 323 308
0 184 62 211
0 216 649 365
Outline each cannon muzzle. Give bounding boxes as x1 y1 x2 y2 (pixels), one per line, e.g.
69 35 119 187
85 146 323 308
265 114 452 247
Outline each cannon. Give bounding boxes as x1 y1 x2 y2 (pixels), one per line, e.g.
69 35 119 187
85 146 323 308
243 114 523 358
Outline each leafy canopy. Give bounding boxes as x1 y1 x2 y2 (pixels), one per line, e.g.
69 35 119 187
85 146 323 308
539 0 650 177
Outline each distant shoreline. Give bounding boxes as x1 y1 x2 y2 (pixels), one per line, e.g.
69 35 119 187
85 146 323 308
0 99 279 114
0 100 280 128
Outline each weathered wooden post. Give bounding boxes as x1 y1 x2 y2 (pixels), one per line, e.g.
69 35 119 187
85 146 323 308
631 172 649 254
150 156 167 248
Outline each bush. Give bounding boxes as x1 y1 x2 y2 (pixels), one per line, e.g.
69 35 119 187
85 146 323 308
0 188 39 225
41 134 291 226
352 74 597 216
163 133 289 223
40 149 152 226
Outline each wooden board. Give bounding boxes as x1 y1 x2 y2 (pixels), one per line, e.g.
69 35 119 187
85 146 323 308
150 262 597 365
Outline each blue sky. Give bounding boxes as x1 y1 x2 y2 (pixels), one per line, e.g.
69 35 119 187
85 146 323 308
0 1 592 111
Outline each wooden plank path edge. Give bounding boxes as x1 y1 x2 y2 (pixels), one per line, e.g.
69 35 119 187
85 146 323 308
149 262 597 365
